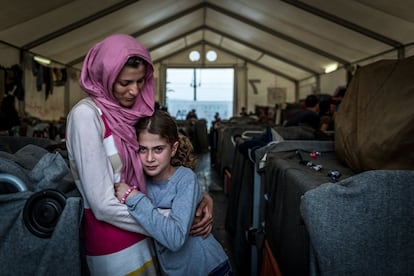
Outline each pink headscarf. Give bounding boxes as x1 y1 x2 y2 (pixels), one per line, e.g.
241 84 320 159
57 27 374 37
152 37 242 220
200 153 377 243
79 34 155 193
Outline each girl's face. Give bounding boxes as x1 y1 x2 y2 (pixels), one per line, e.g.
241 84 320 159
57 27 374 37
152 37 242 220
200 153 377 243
113 65 146 108
138 130 179 182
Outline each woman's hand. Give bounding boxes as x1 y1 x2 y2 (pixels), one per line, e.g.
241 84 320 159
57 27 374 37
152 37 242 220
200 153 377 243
190 192 214 239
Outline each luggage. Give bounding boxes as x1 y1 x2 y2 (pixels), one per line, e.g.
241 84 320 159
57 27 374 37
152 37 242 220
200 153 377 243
335 56 414 172
0 143 83 275
257 141 353 276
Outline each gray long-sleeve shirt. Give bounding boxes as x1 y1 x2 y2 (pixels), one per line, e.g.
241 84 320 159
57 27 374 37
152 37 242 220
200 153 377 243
126 166 228 275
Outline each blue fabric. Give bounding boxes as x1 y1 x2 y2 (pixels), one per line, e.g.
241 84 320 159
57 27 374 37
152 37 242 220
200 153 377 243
209 260 233 276
238 126 273 158
127 166 229 275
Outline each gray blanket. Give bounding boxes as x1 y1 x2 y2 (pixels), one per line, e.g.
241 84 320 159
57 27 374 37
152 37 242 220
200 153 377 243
300 170 414 275
0 144 82 275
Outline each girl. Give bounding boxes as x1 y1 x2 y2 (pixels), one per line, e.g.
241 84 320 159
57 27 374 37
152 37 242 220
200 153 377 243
115 110 232 275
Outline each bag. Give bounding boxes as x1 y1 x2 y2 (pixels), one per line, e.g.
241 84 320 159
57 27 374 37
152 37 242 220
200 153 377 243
335 56 414 172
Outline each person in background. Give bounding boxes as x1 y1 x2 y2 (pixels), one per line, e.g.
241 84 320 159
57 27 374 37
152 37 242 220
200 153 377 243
284 94 320 129
332 86 347 112
66 34 214 276
115 110 232 276
213 112 221 128
186 109 198 121
319 98 337 131
239 106 248 117
0 92 20 135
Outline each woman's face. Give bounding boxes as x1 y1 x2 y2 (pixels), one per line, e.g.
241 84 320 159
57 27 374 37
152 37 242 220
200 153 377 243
113 65 146 108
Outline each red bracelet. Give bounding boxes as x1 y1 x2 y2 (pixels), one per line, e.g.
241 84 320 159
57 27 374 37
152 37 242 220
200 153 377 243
120 185 137 204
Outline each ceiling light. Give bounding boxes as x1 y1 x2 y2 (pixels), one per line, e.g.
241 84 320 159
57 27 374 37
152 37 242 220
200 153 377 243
33 56 51 65
206 50 217 62
324 63 338 74
189 50 200 62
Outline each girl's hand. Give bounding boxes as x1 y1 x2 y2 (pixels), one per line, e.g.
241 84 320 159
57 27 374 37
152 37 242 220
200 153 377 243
114 182 137 202
190 192 214 239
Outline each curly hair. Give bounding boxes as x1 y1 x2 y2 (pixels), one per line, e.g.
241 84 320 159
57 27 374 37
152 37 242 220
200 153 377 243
135 110 197 169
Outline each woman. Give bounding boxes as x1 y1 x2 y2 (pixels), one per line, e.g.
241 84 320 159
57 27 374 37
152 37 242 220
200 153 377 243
66 34 213 275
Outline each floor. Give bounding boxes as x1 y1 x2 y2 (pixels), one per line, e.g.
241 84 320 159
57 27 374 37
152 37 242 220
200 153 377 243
195 152 239 275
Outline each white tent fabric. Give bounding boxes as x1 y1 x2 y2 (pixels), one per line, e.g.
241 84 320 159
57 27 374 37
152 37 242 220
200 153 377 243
1 0 413 81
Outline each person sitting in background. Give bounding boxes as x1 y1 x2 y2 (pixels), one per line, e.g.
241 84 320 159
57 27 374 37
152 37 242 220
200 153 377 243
186 109 198 121
239 107 248 117
284 94 320 129
319 98 337 131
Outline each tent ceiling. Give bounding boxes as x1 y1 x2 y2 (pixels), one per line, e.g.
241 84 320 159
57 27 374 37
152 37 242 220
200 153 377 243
1 0 413 81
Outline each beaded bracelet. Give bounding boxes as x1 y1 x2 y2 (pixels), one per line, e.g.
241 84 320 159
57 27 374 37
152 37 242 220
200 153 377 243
120 185 137 204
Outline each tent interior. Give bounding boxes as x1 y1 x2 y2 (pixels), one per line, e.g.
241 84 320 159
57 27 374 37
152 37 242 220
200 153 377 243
1 2 414 276
1 0 414 121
